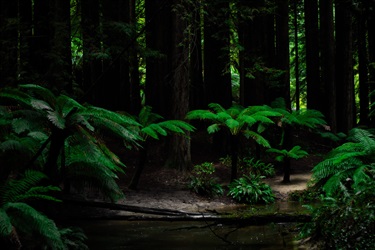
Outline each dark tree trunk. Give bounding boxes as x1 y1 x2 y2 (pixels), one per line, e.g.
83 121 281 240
129 0 141 115
100 0 130 111
129 143 148 190
50 0 72 92
145 0 173 118
274 0 290 109
166 0 192 172
81 0 102 104
305 0 321 112
45 129 67 185
0 0 18 87
320 0 336 132
283 158 291 183
204 0 232 108
293 0 300 110
189 1 205 110
230 134 239 182
335 0 355 133
238 0 267 106
367 2 375 124
357 11 369 126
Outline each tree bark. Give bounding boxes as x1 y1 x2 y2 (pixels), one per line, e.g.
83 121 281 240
320 0 336 132
305 0 321 112
335 0 355 133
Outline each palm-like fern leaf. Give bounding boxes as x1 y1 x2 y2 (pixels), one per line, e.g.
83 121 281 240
19 84 57 107
0 208 12 237
244 130 271 148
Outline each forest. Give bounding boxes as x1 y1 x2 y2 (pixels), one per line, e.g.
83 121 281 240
0 0 375 249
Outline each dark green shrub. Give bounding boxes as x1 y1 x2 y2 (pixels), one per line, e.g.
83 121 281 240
241 157 275 177
228 174 275 204
188 162 223 196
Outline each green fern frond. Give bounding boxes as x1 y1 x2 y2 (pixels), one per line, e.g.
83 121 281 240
186 109 217 121
55 95 84 117
207 124 221 134
208 103 226 113
47 110 66 129
139 106 163 125
84 106 140 127
0 208 12 237
0 87 32 108
13 186 61 203
19 84 57 107
30 99 53 112
244 130 271 148
5 202 64 249
60 227 88 250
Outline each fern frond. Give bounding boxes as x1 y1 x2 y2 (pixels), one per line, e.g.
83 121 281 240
47 110 66 129
30 99 53 112
0 208 12 237
207 124 220 134
60 227 88 250
186 109 217 121
19 84 57 107
139 106 163 125
0 88 32 108
208 103 226 113
13 186 61 203
244 130 271 148
5 202 64 249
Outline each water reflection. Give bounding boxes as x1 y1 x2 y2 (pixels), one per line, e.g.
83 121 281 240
73 220 300 250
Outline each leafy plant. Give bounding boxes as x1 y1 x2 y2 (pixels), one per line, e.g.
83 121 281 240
220 156 275 177
267 145 308 182
0 84 141 201
127 105 195 189
0 170 88 249
227 174 275 204
311 128 375 196
187 103 281 181
188 162 223 196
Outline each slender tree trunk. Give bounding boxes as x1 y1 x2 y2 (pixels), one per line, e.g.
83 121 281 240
81 0 102 104
275 0 290 109
320 0 336 132
129 143 148 190
305 0 321 112
283 158 291 183
230 134 239 182
0 0 18 86
166 0 192 171
335 0 355 133
293 0 300 110
44 129 66 184
204 0 232 108
357 11 369 126
367 2 375 124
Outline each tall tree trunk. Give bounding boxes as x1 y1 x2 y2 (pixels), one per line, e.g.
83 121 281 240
293 0 300 110
320 0 336 132
129 0 141 115
0 0 18 87
166 0 192 172
204 0 232 108
230 134 239 182
357 10 369 126
368 2 375 124
305 0 321 111
50 0 72 92
335 0 355 133
145 0 172 118
100 0 130 111
189 1 205 110
274 0 290 109
81 0 102 104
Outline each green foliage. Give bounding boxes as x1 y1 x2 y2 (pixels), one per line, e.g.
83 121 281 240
312 128 375 196
300 177 375 249
220 156 275 177
136 105 195 140
0 84 142 201
188 162 223 197
228 174 275 204
267 145 308 162
0 170 88 249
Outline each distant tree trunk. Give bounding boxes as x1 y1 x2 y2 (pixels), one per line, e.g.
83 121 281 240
204 0 232 108
274 0 290 109
305 0 321 112
293 0 300 110
81 0 102 104
335 0 355 133
145 0 172 118
0 0 18 87
357 11 369 126
129 0 141 114
320 0 336 132
189 1 205 110
50 0 72 92
368 2 375 124
30 0 52 85
100 0 130 111
238 0 267 106
204 0 232 156
18 0 33 85
166 0 192 172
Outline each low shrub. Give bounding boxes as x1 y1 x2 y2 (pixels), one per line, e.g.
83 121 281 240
228 174 275 204
188 162 223 196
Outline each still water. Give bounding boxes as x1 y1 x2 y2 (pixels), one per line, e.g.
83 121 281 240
73 220 302 250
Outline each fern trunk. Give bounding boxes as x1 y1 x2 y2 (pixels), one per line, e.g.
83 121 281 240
129 143 148 190
230 134 239 182
44 129 67 184
283 157 291 183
